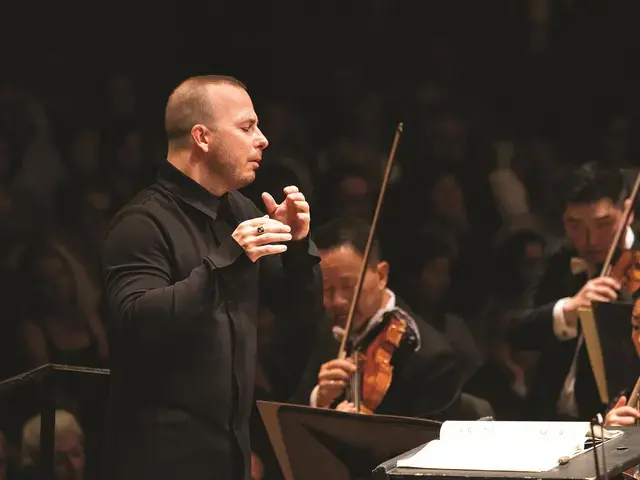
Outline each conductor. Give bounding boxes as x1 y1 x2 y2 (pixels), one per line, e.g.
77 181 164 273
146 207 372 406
101 75 322 480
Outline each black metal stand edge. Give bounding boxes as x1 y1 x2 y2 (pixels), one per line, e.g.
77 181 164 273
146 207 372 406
0 364 111 480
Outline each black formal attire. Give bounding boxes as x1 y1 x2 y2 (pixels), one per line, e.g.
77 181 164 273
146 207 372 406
292 294 464 419
101 162 322 480
509 233 639 421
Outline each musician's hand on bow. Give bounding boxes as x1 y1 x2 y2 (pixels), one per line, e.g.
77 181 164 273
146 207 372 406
232 216 292 262
605 396 640 426
336 400 358 414
316 358 356 408
563 277 621 323
262 186 310 241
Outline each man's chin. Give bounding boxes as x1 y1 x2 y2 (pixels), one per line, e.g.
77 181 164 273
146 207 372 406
333 315 364 332
330 316 345 328
236 172 256 189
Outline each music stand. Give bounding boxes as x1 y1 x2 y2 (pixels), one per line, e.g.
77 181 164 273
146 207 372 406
257 400 441 480
373 426 640 480
579 301 640 404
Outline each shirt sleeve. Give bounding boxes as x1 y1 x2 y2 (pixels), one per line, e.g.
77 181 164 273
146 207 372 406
552 298 579 341
102 208 242 348
309 385 320 407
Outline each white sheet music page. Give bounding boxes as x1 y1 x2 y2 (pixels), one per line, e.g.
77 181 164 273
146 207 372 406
396 421 623 472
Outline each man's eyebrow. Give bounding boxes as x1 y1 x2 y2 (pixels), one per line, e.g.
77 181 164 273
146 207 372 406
238 116 257 125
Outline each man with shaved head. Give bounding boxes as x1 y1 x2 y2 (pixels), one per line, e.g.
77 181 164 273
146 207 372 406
101 75 322 480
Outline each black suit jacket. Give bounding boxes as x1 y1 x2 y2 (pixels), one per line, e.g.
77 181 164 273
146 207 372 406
509 235 639 421
101 164 323 480
291 296 464 419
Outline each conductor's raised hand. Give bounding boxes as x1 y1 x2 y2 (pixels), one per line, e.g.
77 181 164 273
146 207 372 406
262 186 310 240
232 216 292 262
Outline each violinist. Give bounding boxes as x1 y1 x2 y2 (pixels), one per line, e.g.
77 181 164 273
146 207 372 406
291 217 468 418
509 162 637 421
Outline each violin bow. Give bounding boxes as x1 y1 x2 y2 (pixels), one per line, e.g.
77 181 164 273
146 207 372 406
337 122 404 359
600 172 640 277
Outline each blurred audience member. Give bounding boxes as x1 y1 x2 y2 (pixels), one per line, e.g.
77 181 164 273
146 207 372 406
17 241 107 371
0 84 67 213
20 410 85 480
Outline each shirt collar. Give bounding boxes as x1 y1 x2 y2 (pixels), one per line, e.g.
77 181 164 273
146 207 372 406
157 161 225 220
625 227 635 249
330 289 422 352
364 289 396 337
356 288 396 342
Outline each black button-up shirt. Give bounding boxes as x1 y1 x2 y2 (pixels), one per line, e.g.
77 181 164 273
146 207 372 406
101 162 322 480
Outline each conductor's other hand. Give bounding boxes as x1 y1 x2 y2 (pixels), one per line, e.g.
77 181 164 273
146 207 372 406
316 358 356 408
262 186 310 240
232 216 292 262
563 276 621 324
605 396 640 426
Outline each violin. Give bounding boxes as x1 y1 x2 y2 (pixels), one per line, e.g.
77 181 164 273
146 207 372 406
336 122 405 414
350 310 409 414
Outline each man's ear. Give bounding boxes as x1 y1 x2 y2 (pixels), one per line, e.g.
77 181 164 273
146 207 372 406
191 124 212 153
376 261 389 290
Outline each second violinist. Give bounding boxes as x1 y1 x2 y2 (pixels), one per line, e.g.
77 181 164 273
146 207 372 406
291 218 487 419
509 162 640 423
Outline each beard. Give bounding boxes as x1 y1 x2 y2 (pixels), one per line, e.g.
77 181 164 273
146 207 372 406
208 143 256 191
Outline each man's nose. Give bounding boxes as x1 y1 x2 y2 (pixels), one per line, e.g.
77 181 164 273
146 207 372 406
334 290 352 308
255 128 269 150
324 292 346 311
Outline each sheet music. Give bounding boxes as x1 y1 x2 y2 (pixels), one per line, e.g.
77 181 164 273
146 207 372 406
396 421 623 473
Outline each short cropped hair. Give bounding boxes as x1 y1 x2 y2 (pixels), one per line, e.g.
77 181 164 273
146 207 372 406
314 217 381 266
164 75 247 147
564 162 627 208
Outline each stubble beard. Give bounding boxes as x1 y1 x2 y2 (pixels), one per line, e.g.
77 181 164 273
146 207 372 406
208 145 255 192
